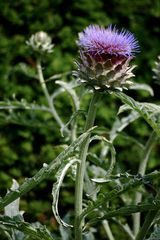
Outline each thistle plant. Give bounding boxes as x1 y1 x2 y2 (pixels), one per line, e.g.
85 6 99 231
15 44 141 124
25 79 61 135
0 26 160 240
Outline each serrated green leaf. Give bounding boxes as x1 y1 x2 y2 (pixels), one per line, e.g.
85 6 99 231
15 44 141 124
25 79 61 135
55 80 80 111
113 91 160 137
14 62 37 79
60 110 86 136
0 216 54 240
45 71 72 83
0 127 96 211
0 99 52 127
146 225 160 240
80 171 160 225
86 200 160 227
100 108 140 158
129 83 154 96
0 111 53 129
0 99 50 112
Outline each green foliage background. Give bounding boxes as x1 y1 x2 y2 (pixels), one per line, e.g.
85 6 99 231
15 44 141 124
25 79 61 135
0 0 160 236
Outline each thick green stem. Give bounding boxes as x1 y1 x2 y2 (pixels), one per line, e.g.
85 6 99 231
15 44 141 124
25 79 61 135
135 210 158 240
133 131 157 235
102 220 115 240
74 91 100 240
36 59 67 132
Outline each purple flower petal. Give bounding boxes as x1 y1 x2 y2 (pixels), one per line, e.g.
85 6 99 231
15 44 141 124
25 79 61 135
77 25 139 58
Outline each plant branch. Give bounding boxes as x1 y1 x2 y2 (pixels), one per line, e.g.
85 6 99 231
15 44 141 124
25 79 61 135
113 218 134 240
102 220 115 240
36 59 68 133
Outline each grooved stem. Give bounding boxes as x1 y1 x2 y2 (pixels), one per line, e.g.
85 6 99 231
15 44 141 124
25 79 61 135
74 92 100 240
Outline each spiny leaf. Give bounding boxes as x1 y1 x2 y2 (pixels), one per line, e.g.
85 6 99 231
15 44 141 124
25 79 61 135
0 111 54 129
60 110 86 137
80 171 160 224
0 99 50 112
113 91 160 137
85 200 160 227
0 99 52 127
100 110 139 158
0 216 54 240
129 83 154 96
55 80 80 111
0 127 96 211
52 158 79 227
51 80 80 100
4 179 23 219
146 225 160 240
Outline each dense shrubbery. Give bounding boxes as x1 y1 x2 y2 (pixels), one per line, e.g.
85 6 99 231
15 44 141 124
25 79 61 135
0 1 160 238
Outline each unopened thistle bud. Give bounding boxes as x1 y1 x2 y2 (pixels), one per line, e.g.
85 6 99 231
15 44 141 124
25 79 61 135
153 56 160 84
74 25 139 91
26 31 54 54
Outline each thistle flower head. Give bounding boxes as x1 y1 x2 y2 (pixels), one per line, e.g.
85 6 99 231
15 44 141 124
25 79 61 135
78 25 139 58
26 31 54 54
75 25 139 91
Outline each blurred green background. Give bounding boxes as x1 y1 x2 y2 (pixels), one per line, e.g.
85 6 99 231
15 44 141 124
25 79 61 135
0 0 160 237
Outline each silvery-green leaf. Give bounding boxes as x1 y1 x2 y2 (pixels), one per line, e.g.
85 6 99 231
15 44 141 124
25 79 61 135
0 99 50 112
59 220 72 240
146 225 160 240
4 180 24 240
0 127 95 212
0 216 54 240
110 111 139 141
90 135 116 176
114 91 160 137
45 71 72 82
60 110 86 137
5 179 23 218
51 80 80 100
56 80 80 111
52 158 79 227
129 83 154 96
101 108 139 158
14 63 37 79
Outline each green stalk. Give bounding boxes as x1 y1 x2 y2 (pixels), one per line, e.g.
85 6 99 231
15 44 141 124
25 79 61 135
74 91 100 240
36 59 68 133
133 131 157 235
102 220 115 240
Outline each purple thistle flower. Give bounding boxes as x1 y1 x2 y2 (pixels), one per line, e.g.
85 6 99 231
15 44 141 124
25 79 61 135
78 25 139 60
75 25 139 91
